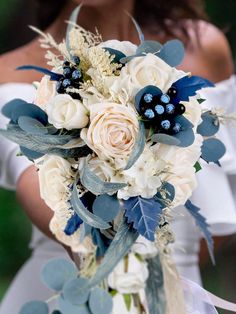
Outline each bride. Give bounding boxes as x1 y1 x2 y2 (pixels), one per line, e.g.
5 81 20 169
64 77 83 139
0 0 236 313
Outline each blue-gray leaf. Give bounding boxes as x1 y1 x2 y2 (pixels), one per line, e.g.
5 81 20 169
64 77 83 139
62 277 90 305
157 39 185 67
92 194 120 222
20 146 44 160
185 200 215 264
81 164 127 195
197 111 219 136
124 122 145 170
201 138 226 162
59 296 91 314
19 301 49 314
175 128 195 147
41 258 77 291
146 255 165 314
103 47 126 64
87 218 138 289
155 182 175 208
130 16 145 43
124 197 163 241
136 40 162 55
71 182 110 230
66 4 83 55
0 125 90 158
18 116 48 135
152 133 181 146
89 287 113 314
1 98 27 119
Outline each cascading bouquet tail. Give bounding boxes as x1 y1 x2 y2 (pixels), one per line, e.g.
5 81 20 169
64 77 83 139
1 5 234 314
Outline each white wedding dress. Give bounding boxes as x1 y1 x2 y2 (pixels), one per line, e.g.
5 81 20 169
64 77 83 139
0 77 236 314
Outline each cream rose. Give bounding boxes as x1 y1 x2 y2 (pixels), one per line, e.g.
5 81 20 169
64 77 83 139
117 53 186 98
46 94 89 130
37 155 74 210
81 103 139 165
34 75 56 110
108 253 149 294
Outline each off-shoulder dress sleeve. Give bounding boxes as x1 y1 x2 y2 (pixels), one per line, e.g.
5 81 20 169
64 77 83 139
0 83 35 190
194 76 236 235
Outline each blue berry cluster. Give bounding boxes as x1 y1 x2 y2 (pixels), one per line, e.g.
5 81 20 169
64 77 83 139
136 86 186 135
56 56 83 99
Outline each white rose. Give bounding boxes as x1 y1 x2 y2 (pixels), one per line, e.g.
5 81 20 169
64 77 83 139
117 53 186 99
183 96 202 127
37 155 74 210
108 253 149 294
50 212 96 253
132 236 158 258
81 103 139 165
46 94 89 130
34 75 56 110
155 135 203 207
100 39 137 56
50 214 81 252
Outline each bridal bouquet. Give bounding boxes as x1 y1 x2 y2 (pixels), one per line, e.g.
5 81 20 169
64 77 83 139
0 6 230 314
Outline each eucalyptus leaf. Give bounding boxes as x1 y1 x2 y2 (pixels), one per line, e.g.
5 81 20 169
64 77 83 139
103 47 126 64
66 4 83 56
1 98 27 119
18 116 48 135
120 54 142 64
152 133 180 146
17 65 63 81
81 164 127 195
197 111 219 136
59 296 91 314
41 259 78 291
174 128 195 147
92 194 120 222
20 146 44 160
71 182 110 229
157 39 185 67
146 255 165 314
0 126 91 158
11 102 48 125
136 40 162 55
201 138 226 162
19 301 49 314
125 121 145 170
62 277 90 305
87 218 138 289
88 287 113 314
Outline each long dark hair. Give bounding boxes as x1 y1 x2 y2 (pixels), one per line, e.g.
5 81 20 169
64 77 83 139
36 0 207 40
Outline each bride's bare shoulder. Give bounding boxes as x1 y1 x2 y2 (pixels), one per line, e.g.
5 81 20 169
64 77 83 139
181 20 234 82
0 41 46 84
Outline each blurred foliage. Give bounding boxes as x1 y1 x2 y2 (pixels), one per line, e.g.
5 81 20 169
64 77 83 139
0 0 235 309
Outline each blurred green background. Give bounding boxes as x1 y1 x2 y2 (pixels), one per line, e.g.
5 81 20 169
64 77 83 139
0 0 236 313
